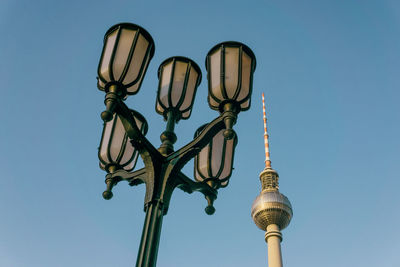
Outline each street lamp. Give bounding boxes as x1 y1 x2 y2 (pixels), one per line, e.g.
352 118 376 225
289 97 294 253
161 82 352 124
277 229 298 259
96 22 256 267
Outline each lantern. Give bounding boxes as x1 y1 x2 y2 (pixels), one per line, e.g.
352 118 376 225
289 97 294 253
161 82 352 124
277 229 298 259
156 57 202 121
206 41 256 113
194 124 238 188
97 23 155 96
98 110 148 172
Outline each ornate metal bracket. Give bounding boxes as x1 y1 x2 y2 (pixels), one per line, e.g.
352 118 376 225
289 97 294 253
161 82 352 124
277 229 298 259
102 99 237 215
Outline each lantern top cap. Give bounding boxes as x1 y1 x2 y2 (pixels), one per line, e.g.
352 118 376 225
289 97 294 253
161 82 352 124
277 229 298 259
104 22 155 59
157 56 202 84
205 41 257 70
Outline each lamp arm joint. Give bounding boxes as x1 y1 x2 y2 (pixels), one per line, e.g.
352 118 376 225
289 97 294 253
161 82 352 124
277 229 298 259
166 114 227 168
107 168 147 185
115 101 163 162
176 172 217 198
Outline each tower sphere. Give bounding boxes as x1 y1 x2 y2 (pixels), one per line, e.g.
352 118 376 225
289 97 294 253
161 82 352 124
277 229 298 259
251 189 293 231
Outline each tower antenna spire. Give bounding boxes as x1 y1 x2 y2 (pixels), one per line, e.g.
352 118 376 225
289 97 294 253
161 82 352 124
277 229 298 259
262 93 271 169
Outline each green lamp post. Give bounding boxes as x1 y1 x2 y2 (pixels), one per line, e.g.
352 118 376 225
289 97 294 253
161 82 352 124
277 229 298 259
96 22 256 267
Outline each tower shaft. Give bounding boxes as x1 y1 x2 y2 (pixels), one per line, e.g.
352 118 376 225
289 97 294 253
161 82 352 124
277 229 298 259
265 224 283 267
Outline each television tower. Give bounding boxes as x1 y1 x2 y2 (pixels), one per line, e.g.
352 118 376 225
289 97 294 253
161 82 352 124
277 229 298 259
251 93 293 267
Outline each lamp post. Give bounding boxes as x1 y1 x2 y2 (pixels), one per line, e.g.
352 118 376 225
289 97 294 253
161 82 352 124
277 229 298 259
96 22 256 267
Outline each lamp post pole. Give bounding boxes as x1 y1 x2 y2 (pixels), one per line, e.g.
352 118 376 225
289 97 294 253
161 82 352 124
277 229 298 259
96 23 257 267
136 199 164 266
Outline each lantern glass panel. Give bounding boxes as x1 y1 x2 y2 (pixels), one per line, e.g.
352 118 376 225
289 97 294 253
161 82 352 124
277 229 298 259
171 61 187 106
180 67 199 112
119 140 134 167
211 131 224 177
100 29 118 82
210 49 222 100
238 51 251 102
159 61 173 107
156 101 163 115
126 51 150 93
112 29 137 81
194 167 202 183
210 129 236 180
97 78 106 90
241 99 250 110
220 180 229 188
196 143 210 181
208 95 218 109
126 152 139 171
224 47 239 98
221 134 235 179
99 118 114 161
181 110 191 119
109 116 126 160
124 34 149 87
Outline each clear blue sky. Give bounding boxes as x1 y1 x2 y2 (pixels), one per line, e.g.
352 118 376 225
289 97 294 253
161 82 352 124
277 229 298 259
1 1 399 266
